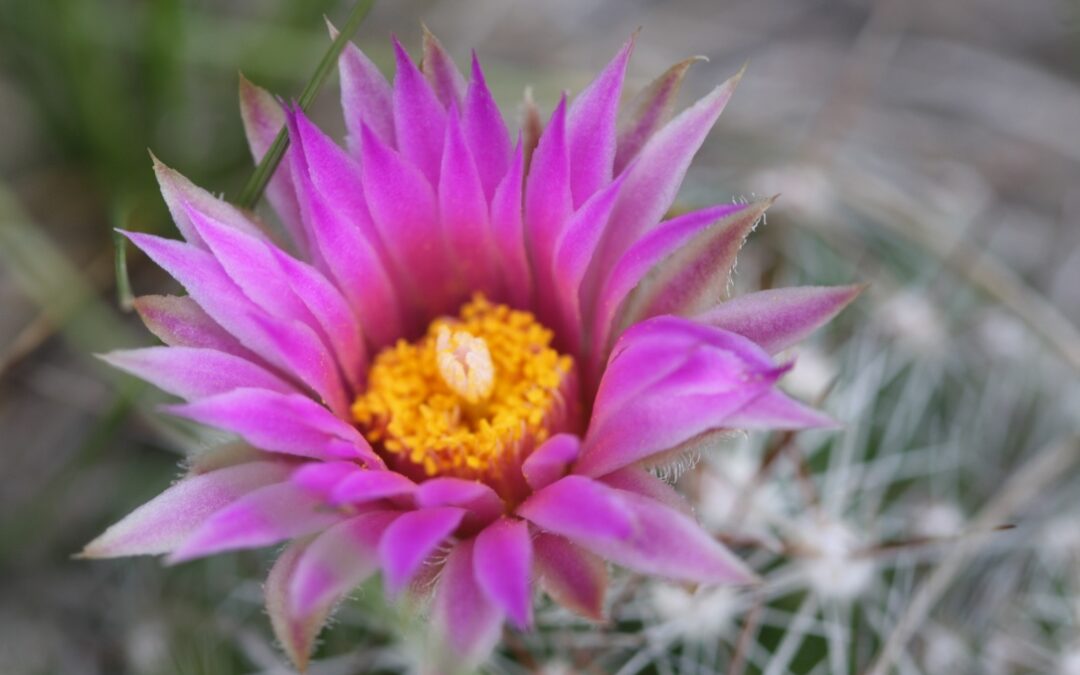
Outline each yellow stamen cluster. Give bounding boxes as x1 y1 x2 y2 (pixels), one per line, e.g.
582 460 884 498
352 295 573 479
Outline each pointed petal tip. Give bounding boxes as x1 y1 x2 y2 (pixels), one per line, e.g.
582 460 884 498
324 15 338 39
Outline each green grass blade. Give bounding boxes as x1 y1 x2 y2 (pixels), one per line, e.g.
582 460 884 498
236 0 377 209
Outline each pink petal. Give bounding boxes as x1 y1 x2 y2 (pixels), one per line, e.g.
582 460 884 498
489 138 532 309
266 539 324 672
338 38 396 152
330 469 417 506
521 433 581 492
151 155 267 248
614 57 704 174
287 114 406 347
463 54 511 201
473 517 533 629
238 75 307 256
432 539 504 665
599 467 694 518
165 388 378 464
169 481 344 563
583 72 743 316
290 511 399 619
99 346 295 401
292 461 361 497
586 483 756 584
724 389 838 430
132 295 255 361
695 285 864 355
524 96 572 325
588 202 748 372
80 461 292 558
421 26 467 108
378 506 465 594
567 36 633 207
358 123 456 316
392 36 447 186
440 107 498 297
576 317 785 478
533 533 607 621
416 477 505 526
516 475 635 541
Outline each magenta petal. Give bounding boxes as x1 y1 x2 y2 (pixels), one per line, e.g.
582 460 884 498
292 461 361 497
489 138 532 309
330 469 417 506
99 346 295 401
358 123 455 315
614 57 703 174
533 533 607 621
590 202 747 367
525 97 572 322
152 157 267 248
463 54 511 201
165 388 376 463
432 539 504 665
724 389 838 430
416 477 505 526
566 36 633 207
81 461 291 558
392 37 447 186
473 517 533 629
338 39 396 152
440 107 497 296
583 485 756 584
133 295 254 360
584 73 742 313
576 317 785 478
238 76 307 256
421 27 467 108
599 467 694 518
516 475 635 541
378 506 465 594
696 285 864 355
290 511 399 619
266 539 324 672
522 433 581 492
168 481 343 563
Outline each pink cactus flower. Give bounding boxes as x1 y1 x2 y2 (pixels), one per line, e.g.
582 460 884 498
84 30 860 670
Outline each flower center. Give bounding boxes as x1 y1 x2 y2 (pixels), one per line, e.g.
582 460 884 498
352 295 576 484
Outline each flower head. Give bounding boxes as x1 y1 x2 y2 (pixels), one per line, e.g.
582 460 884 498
85 29 860 669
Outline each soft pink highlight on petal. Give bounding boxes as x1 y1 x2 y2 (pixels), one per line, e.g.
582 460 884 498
292 461 361 497
463 54 511 201
490 138 532 309
100 347 295 401
599 467 694 518
266 539 324 672
440 107 498 297
567 36 633 207
432 538 504 665
81 461 292 558
290 511 399 619
517 475 635 540
614 57 702 174
583 74 742 318
132 295 255 361
696 285 864 355
724 389 839 430
392 36 447 186
165 388 377 464
152 157 267 248
521 433 581 492
338 39 396 152
473 517 533 629
330 469 417 506
238 76 307 256
168 481 344 563
416 477 504 526
379 506 465 594
533 533 607 620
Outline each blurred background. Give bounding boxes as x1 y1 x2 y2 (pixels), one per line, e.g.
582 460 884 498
1 0 1079 673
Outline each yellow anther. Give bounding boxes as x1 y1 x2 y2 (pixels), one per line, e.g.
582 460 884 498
435 326 495 403
351 294 574 481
